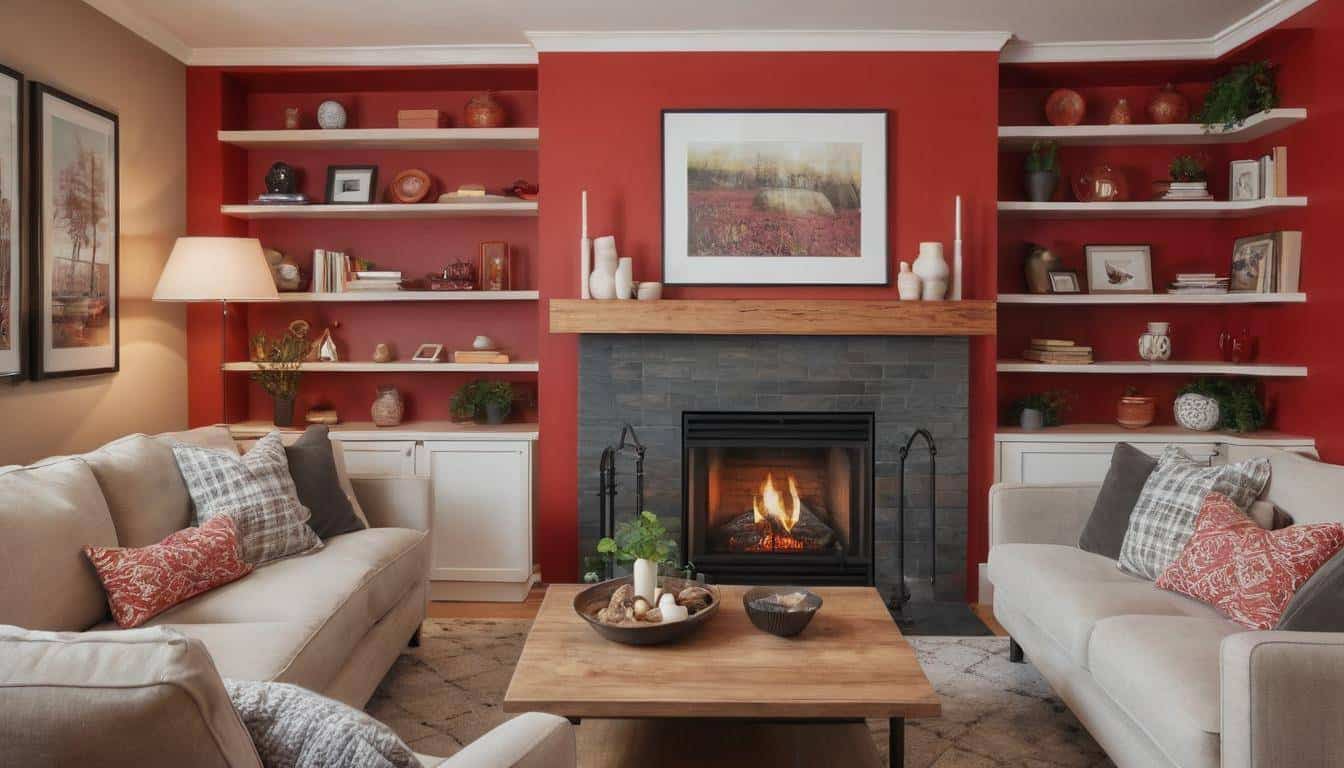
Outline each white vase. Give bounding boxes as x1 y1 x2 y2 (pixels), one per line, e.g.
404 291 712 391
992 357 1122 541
589 270 616 300
614 257 634 300
913 242 949 300
316 100 347 129
897 261 922 300
632 558 657 603
592 236 618 272
1138 322 1172 361
1174 393 1220 431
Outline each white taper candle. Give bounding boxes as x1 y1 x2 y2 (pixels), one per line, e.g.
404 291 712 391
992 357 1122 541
581 189 588 239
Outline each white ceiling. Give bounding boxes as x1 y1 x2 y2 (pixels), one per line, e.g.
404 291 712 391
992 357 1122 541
83 0 1311 64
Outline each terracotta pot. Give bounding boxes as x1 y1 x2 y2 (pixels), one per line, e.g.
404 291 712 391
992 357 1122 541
1117 396 1156 429
1147 83 1190 124
1044 89 1086 126
464 93 506 128
1108 98 1133 125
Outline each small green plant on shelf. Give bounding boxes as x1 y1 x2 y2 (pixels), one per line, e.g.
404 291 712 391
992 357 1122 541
1011 390 1072 427
1024 140 1059 173
450 380 515 424
1169 154 1208 182
1194 60 1278 131
1178 377 1266 433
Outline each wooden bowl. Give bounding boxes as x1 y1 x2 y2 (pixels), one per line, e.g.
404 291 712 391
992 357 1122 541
742 587 823 637
574 576 720 646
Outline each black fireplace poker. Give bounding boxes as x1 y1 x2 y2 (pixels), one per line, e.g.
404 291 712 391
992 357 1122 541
889 428 936 623
596 423 646 580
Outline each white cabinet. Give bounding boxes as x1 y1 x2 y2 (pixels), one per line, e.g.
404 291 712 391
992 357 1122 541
335 439 416 477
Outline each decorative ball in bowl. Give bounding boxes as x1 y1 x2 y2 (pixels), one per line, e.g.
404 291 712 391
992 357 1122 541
574 576 720 646
742 587 823 637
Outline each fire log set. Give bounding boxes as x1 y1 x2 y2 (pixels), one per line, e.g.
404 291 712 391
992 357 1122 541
709 472 838 554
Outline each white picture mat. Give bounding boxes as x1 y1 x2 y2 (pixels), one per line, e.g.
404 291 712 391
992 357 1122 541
1085 245 1153 293
0 74 19 375
40 91 117 374
663 111 887 285
330 169 374 202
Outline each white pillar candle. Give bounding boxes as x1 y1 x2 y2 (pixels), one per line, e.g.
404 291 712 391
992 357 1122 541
660 604 689 624
579 189 591 299
952 195 964 301
632 558 657 603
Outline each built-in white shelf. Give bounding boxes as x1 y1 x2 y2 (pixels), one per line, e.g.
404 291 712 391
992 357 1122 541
998 109 1307 148
997 360 1307 377
222 361 539 373
221 202 538 220
997 197 1307 220
217 127 539 151
998 292 1306 305
253 290 539 303
228 419 540 442
994 424 1316 447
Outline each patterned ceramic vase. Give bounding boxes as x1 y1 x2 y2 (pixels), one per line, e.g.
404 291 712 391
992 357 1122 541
371 386 404 427
1147 83 1190 124
317 100 347 129
1138 322 1172 361
464 93 506 128
1174 393 1220 431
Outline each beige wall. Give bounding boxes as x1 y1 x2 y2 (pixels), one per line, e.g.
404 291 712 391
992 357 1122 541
0 0 187 465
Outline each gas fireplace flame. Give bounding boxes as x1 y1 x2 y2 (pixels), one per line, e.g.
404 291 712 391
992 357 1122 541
752 473 802 533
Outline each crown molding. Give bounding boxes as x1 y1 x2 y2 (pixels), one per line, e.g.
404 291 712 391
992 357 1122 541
83 0 192 63
1001 0 1316 63
526 29 1012 53
186 44 537 67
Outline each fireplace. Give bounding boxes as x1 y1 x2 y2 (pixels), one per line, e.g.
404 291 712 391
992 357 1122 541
682 412 874 585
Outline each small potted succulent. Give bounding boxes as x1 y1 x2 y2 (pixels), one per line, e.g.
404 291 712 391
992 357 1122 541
597 510 678 603
1024 140 1060 203
1160 154 1209 200
1011 390 1070 431
1117 386 1157 429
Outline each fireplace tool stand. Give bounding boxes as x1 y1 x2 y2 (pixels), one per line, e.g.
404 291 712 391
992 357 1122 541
596 423 646 581
889 428 936 624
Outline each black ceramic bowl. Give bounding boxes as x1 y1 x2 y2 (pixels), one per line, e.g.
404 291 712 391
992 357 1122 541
742 586 823 637
574 576 720 646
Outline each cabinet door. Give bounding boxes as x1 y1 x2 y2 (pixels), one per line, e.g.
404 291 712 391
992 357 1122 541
421 440 533 584
335 440 417 477
998 441 1223 484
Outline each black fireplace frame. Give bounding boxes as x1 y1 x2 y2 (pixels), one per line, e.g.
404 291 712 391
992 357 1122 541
680 411 876 586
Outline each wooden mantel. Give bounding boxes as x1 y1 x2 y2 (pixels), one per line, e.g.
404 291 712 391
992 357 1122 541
549 299 996 336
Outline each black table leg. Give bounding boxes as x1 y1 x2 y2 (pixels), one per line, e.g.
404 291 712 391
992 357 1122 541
890 717 904 768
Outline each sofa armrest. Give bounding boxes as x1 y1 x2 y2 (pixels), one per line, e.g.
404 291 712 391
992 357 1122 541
430 713 575 768
989 482 1100 548
1221 631 1344 768
351 476 432 533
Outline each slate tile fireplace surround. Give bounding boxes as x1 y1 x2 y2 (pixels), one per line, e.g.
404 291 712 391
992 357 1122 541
578 334 969 604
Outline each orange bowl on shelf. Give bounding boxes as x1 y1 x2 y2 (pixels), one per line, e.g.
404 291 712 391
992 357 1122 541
1117 396 1157 429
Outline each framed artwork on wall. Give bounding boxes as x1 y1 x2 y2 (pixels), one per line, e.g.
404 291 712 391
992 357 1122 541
31 83 118 380
661 109 888 286
1084 244 1153 294
0 64 23 381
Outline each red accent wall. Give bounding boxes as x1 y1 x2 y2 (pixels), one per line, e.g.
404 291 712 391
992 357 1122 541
535 51 1001 587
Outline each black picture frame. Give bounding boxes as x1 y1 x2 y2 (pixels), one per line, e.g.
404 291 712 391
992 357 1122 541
325 165 378 204
661 108 889 287
30 82 119 380
0 63 23 382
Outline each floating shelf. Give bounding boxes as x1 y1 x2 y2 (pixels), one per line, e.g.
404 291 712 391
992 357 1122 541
997 198 1307 220
998 292 1306 305
221 202 538 220
998 109 1307 148
549 299 997 336
997 361 1307 377
217 127 539 151
253 290 539 303
995 424 1316 447
222 361 539 373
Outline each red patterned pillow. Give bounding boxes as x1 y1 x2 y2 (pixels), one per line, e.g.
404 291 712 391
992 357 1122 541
1156 492 1344 629
84 516 253 628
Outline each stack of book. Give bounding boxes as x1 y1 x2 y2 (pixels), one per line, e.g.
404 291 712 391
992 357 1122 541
1162 182 1213 201
346 270 403 292
1168 273 1230 295
311 250 351 294
1023 339 1094 365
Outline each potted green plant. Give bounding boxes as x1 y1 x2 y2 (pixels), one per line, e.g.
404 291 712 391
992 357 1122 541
1159 153 1209 201
1024 140 1060 202
450 380 515 424
1011 390 1070 430
597 510 678 602
1194 60 1277 131
249 324 308 427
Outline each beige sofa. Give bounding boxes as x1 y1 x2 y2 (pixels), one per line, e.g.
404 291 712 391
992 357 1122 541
0 427 573 768
988 449 1344 768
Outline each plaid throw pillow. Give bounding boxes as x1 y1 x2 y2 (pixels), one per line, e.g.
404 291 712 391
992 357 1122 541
172 432 321 565
1118 446 1270 580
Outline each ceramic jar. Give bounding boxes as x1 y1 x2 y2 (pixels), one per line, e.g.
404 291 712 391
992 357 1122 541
1108 98 1134 125
897 261 922 300
1147 83 1190 124
1019 408 1045 431
1138 322 1172 361
1045 89 1086 126
264 162 297 195
589 236 618 299
1023 244 1060 294
372 343 393 363
371 386 404 427
464 93 506 128
1174 393 1220 431
1117 395 1157 429
912 242 949 300
614 257 634 300
317 100 347 129
636 282 663 301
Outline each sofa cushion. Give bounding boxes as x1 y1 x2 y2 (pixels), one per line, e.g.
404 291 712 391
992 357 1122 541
330 441 370 527
0 458 117 631
1278 549 1344 631
83 433 194 547
286 426 365 539
1089 615 1239 768
1263 450 1344 525
157 425 239 453
988 543 1224 668
1079 442 1158 559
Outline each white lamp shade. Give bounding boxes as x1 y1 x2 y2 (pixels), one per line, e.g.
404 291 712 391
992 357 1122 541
153 237 278 301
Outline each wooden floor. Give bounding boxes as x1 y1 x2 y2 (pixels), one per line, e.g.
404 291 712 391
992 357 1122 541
428 587 1008 637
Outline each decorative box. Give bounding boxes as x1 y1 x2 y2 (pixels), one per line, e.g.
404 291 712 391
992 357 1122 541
397 109 444 129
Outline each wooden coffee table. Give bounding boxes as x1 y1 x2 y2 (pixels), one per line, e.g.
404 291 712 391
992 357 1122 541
503 585 940 767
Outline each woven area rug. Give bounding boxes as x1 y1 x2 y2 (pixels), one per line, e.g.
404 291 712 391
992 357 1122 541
367 619 1112 767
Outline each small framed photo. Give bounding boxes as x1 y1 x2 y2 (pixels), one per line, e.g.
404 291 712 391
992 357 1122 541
1229 160 1261 201
1230 233 1276 292
411 343 443 362
1085 245 1153 294
1047 270 1081 293
325 165 378 204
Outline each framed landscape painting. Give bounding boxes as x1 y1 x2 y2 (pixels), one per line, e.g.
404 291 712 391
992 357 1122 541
0 64 22 381
31 83 118 379
662 110 888 286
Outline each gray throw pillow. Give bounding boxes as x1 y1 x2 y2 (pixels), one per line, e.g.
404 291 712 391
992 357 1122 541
224 679 417 768
1118 446 1271 580
1277 550 1344 631
285 426 366 540
1079 443 1158 559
